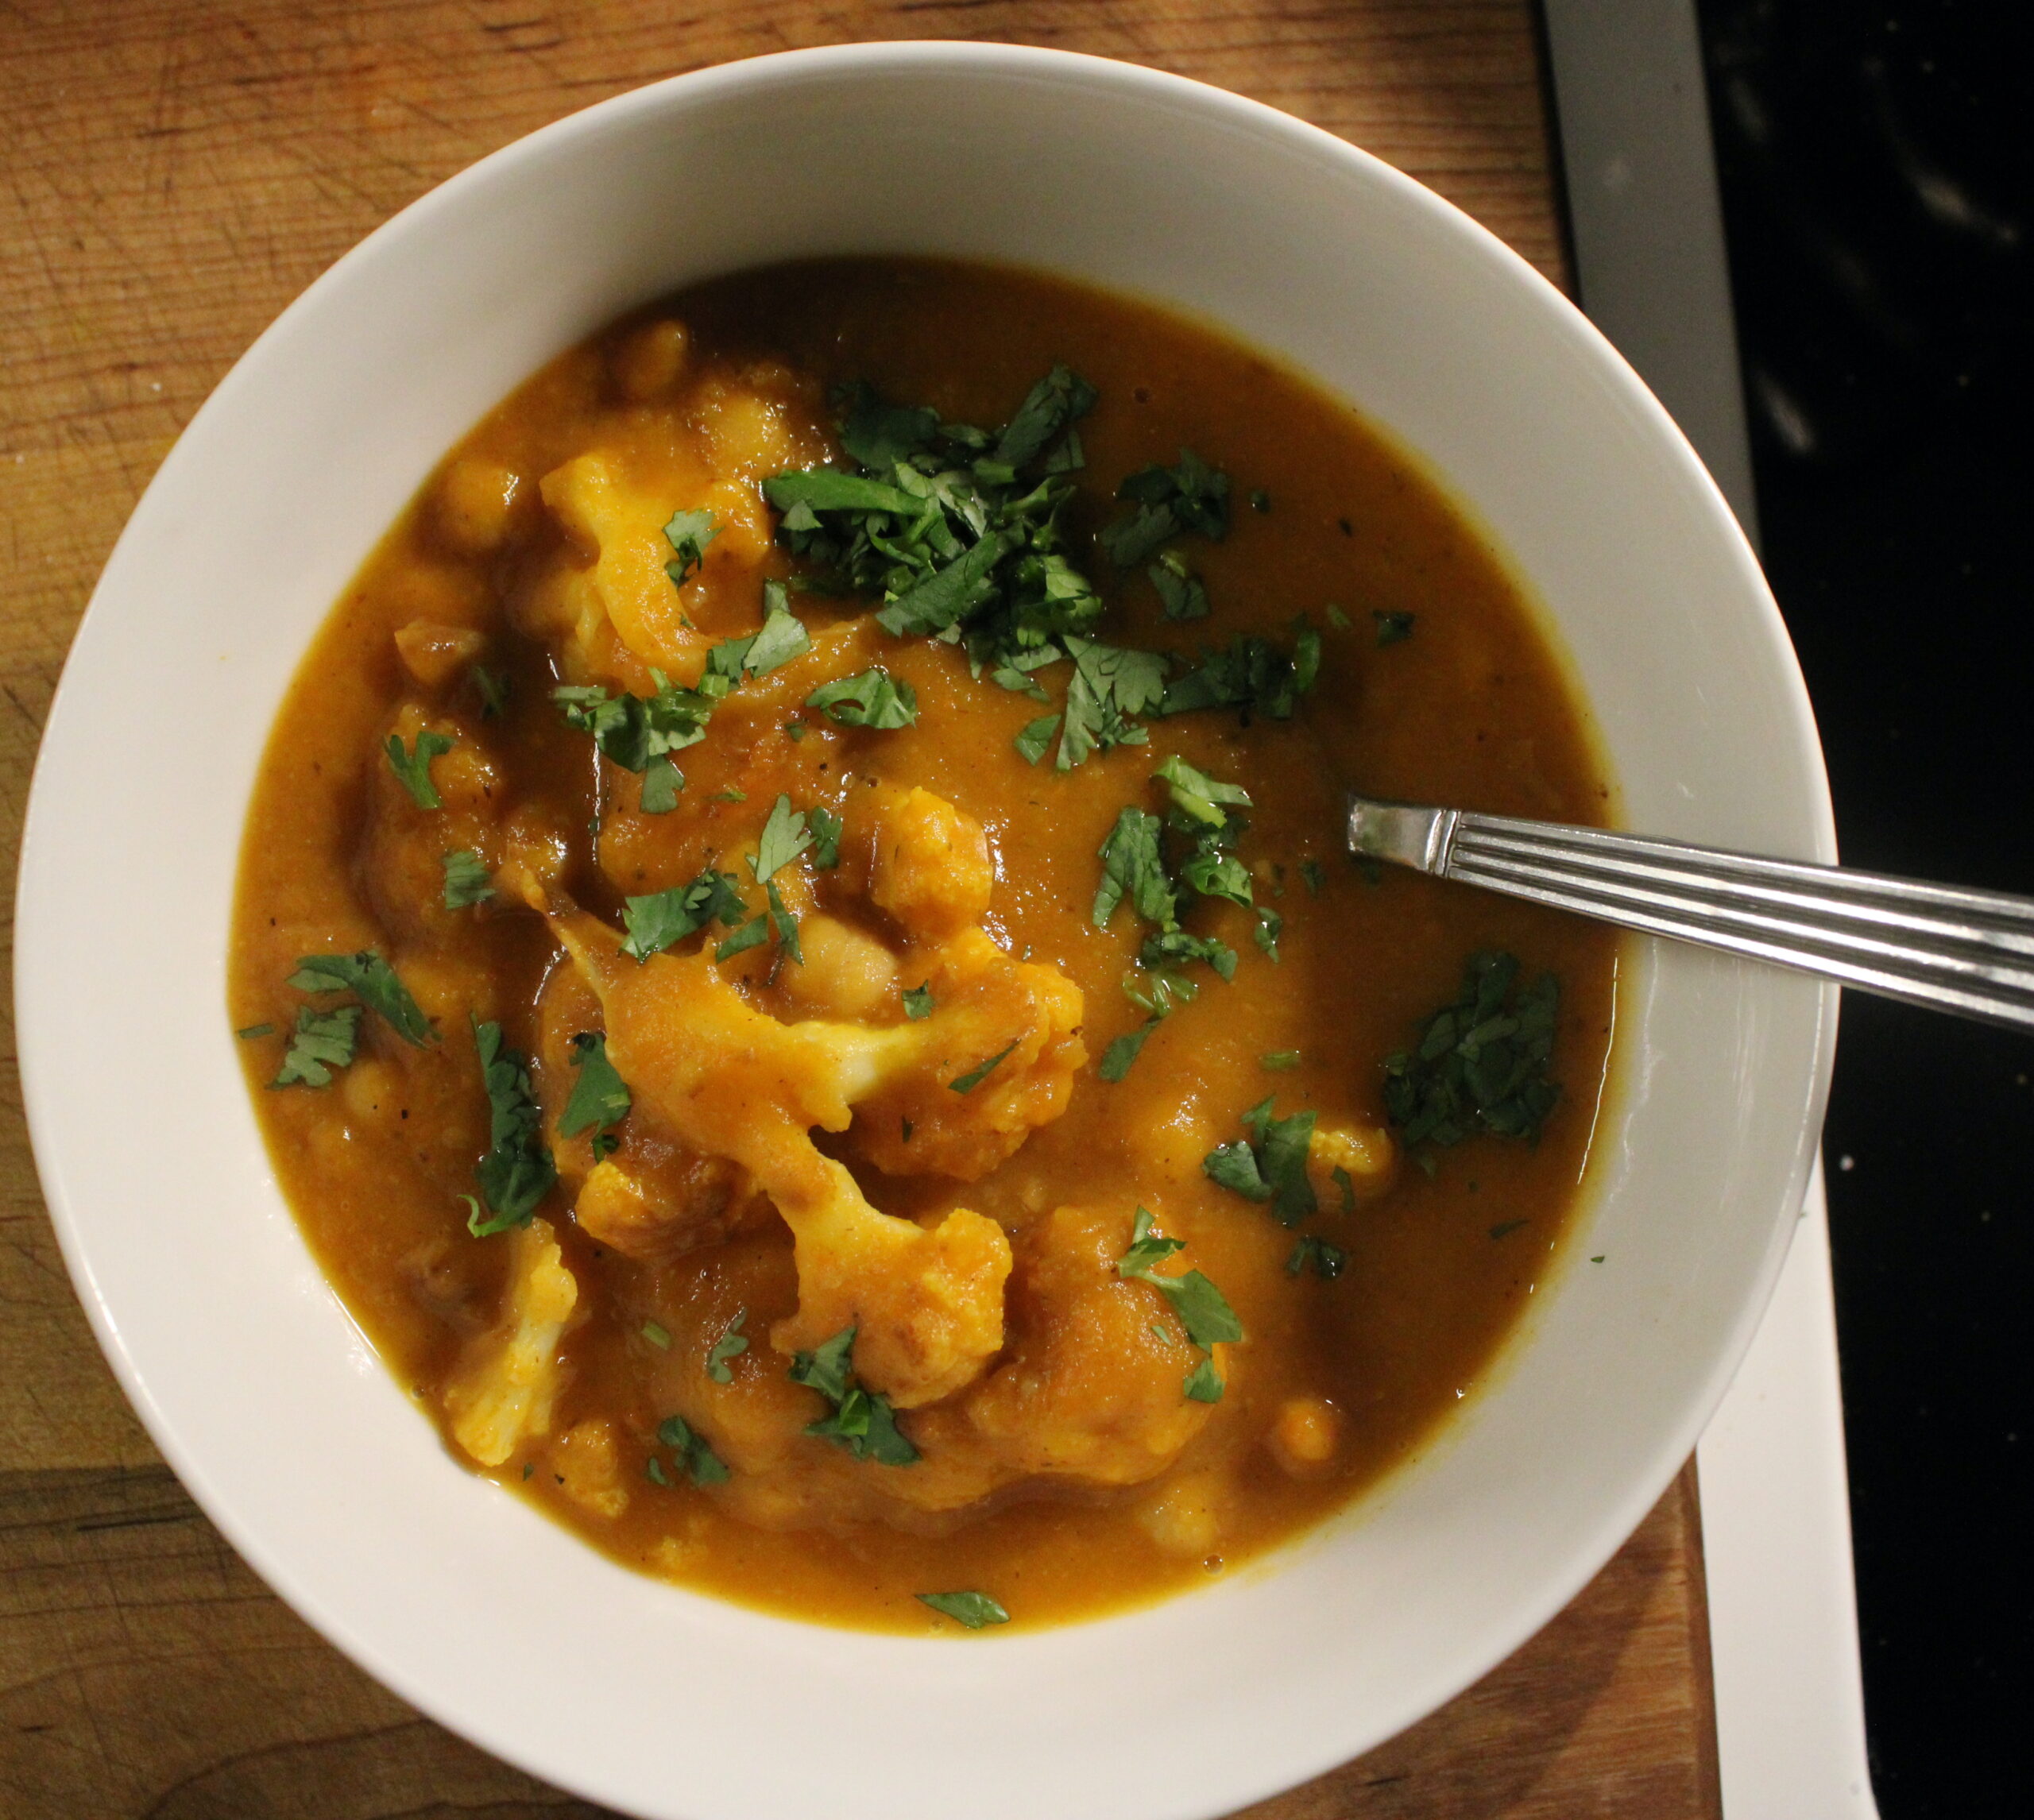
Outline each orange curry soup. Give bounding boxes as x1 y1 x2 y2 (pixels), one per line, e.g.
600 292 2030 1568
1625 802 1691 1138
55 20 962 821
230 259 1619 1634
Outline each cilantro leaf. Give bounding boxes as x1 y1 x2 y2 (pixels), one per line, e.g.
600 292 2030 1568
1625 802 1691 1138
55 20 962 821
1139 929 1236 980
765 467 928 520
1203 1100 1317 1226
656 1413 730 1486
385 729 454 809
706 1311 749 1384
1254 906 1284 960
1182 1354 1225 1402
949 1040 1020 1095
806 667 918 729
1100 449 1231 566
1154 755 1251 830
1149 551 1209 621
788 1326 919 1465
1300 859 1326 896
836 382 941 469
619 870 748 961
1287 1235 1348 1280
1116 1208 1243 1349
714 915 770 962
640 756 683 813
808 805 843 868
993 363 1096 469
472 665 508 718
751 794 812 882
559 1032 631 1150
1160 622 1321 722
706 586 812 683
765 878 802 964
467 1018 557 1233
903 983 935 1020
1015 713 1061 765
269 1003 360 1089
1055 637 1166 770
1382 951 1562 1150
441 848 494 909
1181 848 1253 909
1092 807 1175 929
1098 1018 1160 1082
1373 609 1416 646
1261 1049 1301 1072
662 508 719 586
554 670 721 773
288 950 434 1046
876 531 1015 638
235 1022 275 1040
917 1590 1011 1630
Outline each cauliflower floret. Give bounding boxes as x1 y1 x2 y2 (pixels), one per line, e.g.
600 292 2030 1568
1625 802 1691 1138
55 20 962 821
444 1218 579 1467
357 701 505 948
847 926 1085 1181
524 451 711 683
549 911 1015 1408
1308 1121 1396 1204
868 785 995 940
966 1205 1222 1483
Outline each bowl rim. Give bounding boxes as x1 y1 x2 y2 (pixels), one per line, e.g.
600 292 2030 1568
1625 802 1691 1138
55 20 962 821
15 37 1839 1819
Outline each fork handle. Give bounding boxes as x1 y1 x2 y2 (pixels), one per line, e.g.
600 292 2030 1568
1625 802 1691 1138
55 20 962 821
1345 797 2034 1033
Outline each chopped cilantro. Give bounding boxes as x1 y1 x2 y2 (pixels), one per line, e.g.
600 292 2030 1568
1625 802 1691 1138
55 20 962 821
806 667 918 729
1250 489 1271 513
466 1018 557 1234
1122 966 1198 1017
1116 1208 1244 1348
1490 1219 1529 1241
1139 929 1236 980
645 1455 670 1486
809 805 843 868
1179 848 1253 910
706 1311 749 1383
1098 1018 1160 1082
1055 637 1166 770
917 1590 1011 1630
1261 1049 1301 1071
1382 951 1562 1150
384 728 454 810
472 665 508 718
1254 906 1284 961
235 1022 275 1041
1154 755 1251 831
1161 622 1321 722
765 878 802 964
1100 448 1231 566
788 1325 919 1465
1373 609 1416 646
994 364 1097 469
662 508 719 586
1324 603 1351 631
1092 807 1175 929
640 755 683 813
1591 1254 1607 1264
1332 1165 1356 1213
560 1032 630 1154
1182 1354 1225 1403
1286 1235 1348 1279
1203 1099 1317 1226
784 720 808 742
706 585 811 683
949 1040 1020 1095
1149 551 1209 622
269 1003 360 1089
641 1320 671 1350
902 983 935 1020
1015 713 1061 765
713 787 748 803
714 915 770 962
656 1413 730 1486
751 794 813 882
288 950 434 1046
619 870 747 962
441 848 494 909
554 670 721 775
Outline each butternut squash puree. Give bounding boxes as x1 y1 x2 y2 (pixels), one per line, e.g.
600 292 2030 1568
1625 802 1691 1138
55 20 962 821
230 260 1619 1634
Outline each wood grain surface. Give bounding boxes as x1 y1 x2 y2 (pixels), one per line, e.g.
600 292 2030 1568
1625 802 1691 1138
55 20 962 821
0 2 1719 1815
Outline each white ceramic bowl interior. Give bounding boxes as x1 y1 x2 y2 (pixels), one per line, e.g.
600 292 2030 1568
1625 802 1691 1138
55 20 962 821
17 44 1835 1820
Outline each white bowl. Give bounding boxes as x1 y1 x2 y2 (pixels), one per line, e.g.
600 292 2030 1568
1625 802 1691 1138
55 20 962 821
16 42 1835 1820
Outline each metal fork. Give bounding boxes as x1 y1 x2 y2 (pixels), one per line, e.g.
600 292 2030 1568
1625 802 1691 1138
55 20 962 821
1345 794 2034 1033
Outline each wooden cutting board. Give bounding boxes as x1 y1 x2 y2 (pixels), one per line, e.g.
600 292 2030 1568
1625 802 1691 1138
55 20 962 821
0 3 1720 1814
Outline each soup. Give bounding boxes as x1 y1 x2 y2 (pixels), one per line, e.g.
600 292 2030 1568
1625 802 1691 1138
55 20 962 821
229 258 1618 1633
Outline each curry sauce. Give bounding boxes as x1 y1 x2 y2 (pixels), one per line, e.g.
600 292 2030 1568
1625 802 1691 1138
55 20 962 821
229 259 1619 1633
